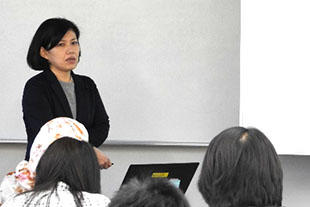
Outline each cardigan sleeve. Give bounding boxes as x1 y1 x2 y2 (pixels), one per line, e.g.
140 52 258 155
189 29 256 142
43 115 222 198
86 79 110 147
22 79 54 160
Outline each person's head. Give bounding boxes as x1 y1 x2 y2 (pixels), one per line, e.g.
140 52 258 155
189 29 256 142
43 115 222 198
11 117 89 196
109 178 190 207
29 117 89 173
24 137 100 207
27 17 81 72
198 127 283 207
34 137 100 194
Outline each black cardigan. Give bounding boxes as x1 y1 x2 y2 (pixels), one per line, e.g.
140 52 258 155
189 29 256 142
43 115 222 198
22 69 110 160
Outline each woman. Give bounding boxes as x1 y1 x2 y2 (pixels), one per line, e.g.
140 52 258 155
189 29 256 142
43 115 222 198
0 117 91 204
23 17 110 164
2 137 110 207
198 127 283 207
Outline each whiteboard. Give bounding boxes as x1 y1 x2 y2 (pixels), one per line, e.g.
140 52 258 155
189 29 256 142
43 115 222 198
0 0 240 144
241 0 310 154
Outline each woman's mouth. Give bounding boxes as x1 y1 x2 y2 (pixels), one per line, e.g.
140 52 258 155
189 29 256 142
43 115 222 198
66 57 76 64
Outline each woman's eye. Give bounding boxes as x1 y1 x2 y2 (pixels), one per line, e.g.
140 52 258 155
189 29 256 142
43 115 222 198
57 43 65 47
72 41 79 45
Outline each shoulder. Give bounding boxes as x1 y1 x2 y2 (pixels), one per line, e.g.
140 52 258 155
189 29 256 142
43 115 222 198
72 73 97 89
73 73 95 84
81 191 110 207
24 71 47 87
23 72 50 98
1 193 28 207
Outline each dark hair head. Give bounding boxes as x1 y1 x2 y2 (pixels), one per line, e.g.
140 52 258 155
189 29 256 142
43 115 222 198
27 17 80 70
109 178 190 207
198 127 283 207
26 137 100 207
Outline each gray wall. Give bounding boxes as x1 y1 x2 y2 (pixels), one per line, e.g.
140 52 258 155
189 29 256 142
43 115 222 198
0 144 309 207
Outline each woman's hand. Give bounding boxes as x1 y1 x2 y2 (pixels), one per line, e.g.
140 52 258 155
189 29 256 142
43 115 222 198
93 147 112 169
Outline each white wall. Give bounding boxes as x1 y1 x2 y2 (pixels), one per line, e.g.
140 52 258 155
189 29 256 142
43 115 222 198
240 0 310 155
0 144 309 207
0 0 240 144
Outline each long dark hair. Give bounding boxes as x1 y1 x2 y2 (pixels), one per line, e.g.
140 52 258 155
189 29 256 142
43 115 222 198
25 137 100 207
198 127 283 207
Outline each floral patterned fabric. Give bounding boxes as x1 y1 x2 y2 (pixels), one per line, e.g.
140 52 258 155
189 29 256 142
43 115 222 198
0 117 89 206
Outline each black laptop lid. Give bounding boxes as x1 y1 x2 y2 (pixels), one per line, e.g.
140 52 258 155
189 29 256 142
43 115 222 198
121 162 199 193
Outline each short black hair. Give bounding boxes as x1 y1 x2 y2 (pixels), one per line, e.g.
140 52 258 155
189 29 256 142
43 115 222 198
27 17 80 70
24 137 100 207
198 127 283 207
109 178 190 207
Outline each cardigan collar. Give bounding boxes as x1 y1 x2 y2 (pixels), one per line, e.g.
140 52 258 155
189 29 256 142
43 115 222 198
43 69 77 84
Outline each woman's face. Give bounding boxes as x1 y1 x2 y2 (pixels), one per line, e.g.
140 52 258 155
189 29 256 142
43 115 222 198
40 30 80 73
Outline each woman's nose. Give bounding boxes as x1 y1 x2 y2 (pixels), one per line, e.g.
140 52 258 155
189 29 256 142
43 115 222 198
66 45 77 54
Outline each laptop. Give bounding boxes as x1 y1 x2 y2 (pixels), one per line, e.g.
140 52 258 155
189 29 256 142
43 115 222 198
121 162 199 193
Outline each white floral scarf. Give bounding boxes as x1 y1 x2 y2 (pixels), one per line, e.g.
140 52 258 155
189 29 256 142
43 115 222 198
0 117 88 205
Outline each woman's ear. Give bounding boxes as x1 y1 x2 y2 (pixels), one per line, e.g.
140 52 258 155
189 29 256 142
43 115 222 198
40 47 48 60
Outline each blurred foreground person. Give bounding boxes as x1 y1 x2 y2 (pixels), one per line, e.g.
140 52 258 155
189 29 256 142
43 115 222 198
198 127 283 207
2 137 110 207
109 178 190 207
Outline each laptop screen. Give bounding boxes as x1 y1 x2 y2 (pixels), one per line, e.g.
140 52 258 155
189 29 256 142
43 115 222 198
121 162 199 193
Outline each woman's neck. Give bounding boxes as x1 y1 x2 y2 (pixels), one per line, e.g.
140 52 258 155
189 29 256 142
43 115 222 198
50 68 72 82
